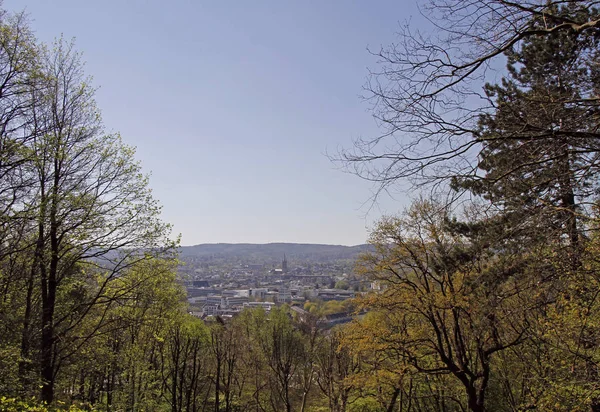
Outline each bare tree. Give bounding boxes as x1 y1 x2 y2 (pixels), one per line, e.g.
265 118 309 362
337 0 600 194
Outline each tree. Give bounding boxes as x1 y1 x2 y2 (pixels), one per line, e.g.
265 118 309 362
454 4 600 262
260 307 305 412
315 328 358 412
334 280 349 290
296 312 320 412
0 11 41 396
161 315 212 412
337 0 600 194
210 318 240 412
337 7 600 407
23 38 175 403
0 6 186 409
352 199 540 412
0 9 39 259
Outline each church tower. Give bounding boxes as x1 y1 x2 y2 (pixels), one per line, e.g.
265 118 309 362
282 254 288 273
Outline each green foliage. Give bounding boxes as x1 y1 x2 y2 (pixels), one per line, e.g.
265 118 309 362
454 5 600 256
334 281 349 290
1 2 599 412
347 397 384 412
0 397 96 411
343 4 600 411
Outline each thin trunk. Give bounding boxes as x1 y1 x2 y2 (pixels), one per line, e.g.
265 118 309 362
284 376 291 412
300 390 308 412
18 254 38 393
40 270 55 403
171 340 179 412
41 155 60 403
215 355 221 412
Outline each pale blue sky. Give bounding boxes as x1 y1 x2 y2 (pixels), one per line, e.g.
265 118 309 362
8 0 420 246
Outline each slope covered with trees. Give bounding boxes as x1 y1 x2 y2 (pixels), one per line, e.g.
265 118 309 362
179 243 372 262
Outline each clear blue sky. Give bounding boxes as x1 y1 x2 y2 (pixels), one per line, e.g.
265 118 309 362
7 0 420 246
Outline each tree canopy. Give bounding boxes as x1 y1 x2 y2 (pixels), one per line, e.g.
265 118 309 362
3 1 600 411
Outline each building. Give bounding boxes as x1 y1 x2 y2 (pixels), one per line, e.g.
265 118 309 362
201 304 219 316
315 288 355 301
206 295 226 307
282 254 288 273
225 296 249 308
250 288 268 300
290 305 311 322
276 288 292 303
244 301 275 312
186 288 221 298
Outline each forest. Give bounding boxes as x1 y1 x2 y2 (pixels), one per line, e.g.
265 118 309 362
1 1 600 411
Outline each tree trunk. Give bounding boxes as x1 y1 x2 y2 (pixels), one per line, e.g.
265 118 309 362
40 287 55 403
19 257 38 393
40 163 60 404
386 387 400 412
300 390 308 412
215 357 220 412
466 385 484 412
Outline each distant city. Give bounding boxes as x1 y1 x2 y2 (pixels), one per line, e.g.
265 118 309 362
178 243 376 327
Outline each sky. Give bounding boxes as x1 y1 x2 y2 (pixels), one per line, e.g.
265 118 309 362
6 0 423 246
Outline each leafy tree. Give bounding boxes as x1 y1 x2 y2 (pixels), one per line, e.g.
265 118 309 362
0 10 41 397
210 317 241 412
315 328 358 412
234 307 271 411
160 315 212 412
0 9 39 261
21 38 175 403
296 311 320 412
259 307 305 412
338 5 600 410
352 199 541 412
334 281 349 290
57 257 183 410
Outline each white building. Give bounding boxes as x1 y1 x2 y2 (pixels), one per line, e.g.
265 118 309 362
276 288 292 303
244 301 276 312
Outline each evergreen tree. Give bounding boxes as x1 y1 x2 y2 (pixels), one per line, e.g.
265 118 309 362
456 5 600 258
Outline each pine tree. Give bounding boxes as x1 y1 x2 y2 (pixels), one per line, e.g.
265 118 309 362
455 4 600 258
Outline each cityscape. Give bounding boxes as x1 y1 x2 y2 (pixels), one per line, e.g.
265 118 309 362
179 244 371 327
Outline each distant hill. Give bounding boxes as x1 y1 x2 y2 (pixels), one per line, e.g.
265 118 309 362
179 243 372 263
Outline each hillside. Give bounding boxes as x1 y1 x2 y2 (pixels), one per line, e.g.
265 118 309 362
179 242 372 263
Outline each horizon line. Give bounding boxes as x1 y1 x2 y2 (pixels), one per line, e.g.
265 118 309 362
179 241 369 248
